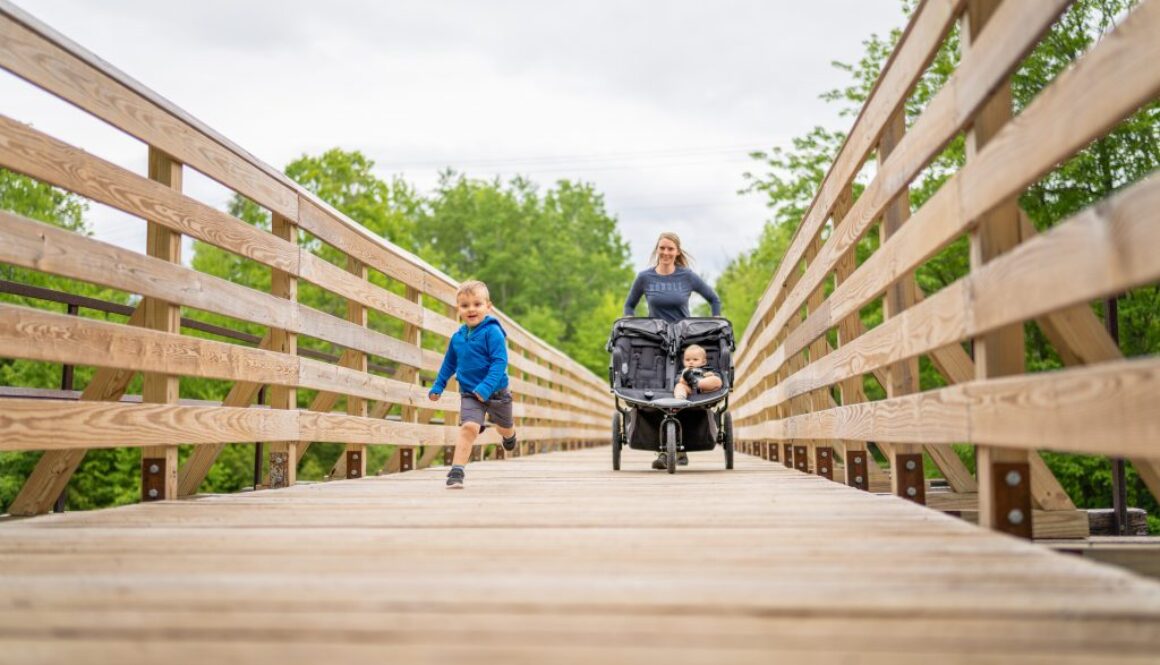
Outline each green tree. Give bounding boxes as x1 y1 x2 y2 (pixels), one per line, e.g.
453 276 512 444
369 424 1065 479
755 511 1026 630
418 171 633 373
0 169 141 513
727 0 1159 524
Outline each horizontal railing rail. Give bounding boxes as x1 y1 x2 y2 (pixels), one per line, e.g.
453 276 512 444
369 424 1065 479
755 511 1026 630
0 0 609 516
731 0 1160 538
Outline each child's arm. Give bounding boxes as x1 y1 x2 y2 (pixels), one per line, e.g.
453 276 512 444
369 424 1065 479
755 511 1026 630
674 377 690 399
698 371 723 393
429 339 458 399
473 327 509 401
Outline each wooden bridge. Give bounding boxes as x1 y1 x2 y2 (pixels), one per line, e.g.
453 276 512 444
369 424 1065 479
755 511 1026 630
2 0 1159 661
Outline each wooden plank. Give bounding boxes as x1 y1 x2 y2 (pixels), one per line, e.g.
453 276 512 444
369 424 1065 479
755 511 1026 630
877 107 926 502
738 355 1160 459
296 197 427 302
341 256 370 481
734 0 1082 390
5 307 145 516
177 333 274 497
0 116 299 274
0 209 298 331
733 173 1160 420
962 0 1027 537
0 399 299 450
0 303 300 385
298 252 423 328
736 0 969 368
0 8 298 218
0 447 1156 663
139 148 183 502
267 214 301 489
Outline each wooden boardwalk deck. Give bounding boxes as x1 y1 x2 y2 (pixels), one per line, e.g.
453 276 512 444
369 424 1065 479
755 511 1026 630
2 447 1159 664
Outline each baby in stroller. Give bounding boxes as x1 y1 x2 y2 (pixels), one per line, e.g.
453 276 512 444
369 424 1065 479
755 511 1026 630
673 344 723 400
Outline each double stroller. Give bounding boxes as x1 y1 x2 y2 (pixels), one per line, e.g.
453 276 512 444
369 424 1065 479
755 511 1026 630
606 317 735 474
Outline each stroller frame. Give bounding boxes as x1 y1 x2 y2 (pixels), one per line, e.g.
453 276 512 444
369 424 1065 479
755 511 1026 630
606 317 736 474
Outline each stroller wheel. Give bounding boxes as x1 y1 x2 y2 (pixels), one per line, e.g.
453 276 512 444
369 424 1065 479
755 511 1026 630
663 419 678 475
612 412 623 471
723 412 734 470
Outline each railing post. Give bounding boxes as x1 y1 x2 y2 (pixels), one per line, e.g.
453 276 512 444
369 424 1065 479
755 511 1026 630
266 212 299 488
963 0 1031 538
140 147 182 503
876 107 926 505
51 302 81 513
1103 296 1128 535
831 184 873 491
345 256 369 481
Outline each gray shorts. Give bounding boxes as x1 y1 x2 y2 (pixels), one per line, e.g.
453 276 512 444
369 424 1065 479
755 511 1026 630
459 388 514 430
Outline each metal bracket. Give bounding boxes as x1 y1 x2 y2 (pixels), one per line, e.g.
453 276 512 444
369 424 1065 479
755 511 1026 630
816 447 833 480
345 450 363 479
399 447 414 472
895 453 925 504
794 445 808 473
991 461 1032 539
269 452 289 488
846 449 868 491
783 443 793 468
141 457 166 501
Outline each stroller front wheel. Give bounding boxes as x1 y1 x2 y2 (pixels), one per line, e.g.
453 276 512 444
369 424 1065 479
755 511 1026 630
723 412 734 470
611 412 623 471
663 419 678 474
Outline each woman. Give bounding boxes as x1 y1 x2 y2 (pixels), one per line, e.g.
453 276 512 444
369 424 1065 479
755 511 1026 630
623 231 722 322
623 232 722 469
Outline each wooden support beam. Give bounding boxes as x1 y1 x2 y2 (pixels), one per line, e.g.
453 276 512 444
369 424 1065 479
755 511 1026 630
342 256 369 481
266 212 300 489
7 308 145 515
964 0 1030 537
177 332 273 496
877 108 925 505
140 147 182 502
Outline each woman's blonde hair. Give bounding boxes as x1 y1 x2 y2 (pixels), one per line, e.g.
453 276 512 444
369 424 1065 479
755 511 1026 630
648 231 694 268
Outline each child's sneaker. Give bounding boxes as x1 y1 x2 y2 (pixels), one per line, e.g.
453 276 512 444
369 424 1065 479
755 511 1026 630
445 467 465 489
502 433 518 452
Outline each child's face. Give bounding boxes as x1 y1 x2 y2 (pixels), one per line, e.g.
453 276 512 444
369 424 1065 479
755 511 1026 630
457 291 491 327
683 350 707 368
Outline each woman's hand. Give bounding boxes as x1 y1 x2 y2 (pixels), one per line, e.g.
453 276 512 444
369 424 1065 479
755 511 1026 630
428 391 441 402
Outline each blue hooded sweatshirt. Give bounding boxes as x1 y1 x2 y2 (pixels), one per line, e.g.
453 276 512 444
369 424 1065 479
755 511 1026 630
430 315 509 400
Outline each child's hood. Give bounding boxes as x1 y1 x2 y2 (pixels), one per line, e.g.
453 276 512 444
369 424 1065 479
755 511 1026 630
459 314 506 339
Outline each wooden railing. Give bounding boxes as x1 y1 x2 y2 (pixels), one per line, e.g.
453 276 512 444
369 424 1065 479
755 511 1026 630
731 0 1160 538
0 0 609 516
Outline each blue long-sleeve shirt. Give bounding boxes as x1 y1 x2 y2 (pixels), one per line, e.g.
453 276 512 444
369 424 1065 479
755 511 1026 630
623 267 722 322
430 315 510 400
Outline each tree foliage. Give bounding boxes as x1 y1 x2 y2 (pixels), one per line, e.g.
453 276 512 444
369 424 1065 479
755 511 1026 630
723 0 1159 527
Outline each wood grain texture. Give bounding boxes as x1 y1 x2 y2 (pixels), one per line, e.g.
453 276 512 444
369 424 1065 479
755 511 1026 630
0 446 1157 663
736 0 968 365
736 172 1160 423
0 116 300 274
0 10 297 218
735 0 1084 384
0 399 300 450
739 356 1160 459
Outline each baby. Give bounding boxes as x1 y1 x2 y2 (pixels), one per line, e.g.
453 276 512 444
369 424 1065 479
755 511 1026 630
673 344 723 400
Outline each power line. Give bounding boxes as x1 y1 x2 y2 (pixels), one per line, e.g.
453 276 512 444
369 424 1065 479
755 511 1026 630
375 141 770 170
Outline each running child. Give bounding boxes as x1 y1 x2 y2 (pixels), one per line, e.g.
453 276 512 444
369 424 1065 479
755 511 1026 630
428 280 518 488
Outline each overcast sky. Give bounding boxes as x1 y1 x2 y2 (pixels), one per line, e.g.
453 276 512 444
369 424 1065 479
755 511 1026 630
2 0 904 280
